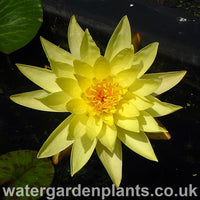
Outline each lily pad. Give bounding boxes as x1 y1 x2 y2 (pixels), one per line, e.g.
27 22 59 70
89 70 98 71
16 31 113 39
0 150 54 200
0 0 43 54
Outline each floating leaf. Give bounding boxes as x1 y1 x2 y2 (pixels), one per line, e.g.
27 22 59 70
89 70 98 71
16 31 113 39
0 150 54 200
0 0 43 54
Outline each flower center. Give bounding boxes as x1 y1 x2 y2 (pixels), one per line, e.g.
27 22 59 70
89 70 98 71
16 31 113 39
83 78 124 114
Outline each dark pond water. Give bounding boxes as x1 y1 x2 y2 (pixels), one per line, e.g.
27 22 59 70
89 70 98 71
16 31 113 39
0 1 200 199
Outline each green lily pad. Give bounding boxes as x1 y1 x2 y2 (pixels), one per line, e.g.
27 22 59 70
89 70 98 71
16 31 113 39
0 0 43 54
0 150 54 200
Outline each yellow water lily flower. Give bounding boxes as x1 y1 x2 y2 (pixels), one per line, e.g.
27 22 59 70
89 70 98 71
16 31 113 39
10 15 186 187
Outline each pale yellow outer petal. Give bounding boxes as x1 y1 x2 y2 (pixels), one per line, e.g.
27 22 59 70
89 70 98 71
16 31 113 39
142 71 187 95
98 124 117 152
86 116 103 140
50 60 74 79
124 93 153 111
129 79 161 96
66 98 88 114
146 95 182 117
133 42 159 78
94 56 110 80
16 64 61 93
74 60 94 79
37 115 74 158
68 115 87 140
68 15 85 58
40 37 74 65
115 115 139 132
10 90 56 112
71 135 97 176
138 111 167 132
110 47 134 75
96 139 122 188
115 67 138 88
118 128 158 161
105 16 132 61
39 91 70 112
80 29 100 66
56 78 82 98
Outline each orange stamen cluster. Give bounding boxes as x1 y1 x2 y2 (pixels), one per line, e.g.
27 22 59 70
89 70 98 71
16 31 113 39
84 78 124 114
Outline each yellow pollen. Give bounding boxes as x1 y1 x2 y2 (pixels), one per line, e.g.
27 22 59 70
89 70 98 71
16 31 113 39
83 78 124 114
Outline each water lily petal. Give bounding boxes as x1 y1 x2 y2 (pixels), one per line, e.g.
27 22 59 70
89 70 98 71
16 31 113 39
68 15 84 58
39 91 70 112
94 56 110 80
74 60 94 79
80 29 100 66
124 92 153 110
102 113 114 126
115 67 138 88
115 115 139 132
66 98 88 114
146 95 182 117
10 90 56 112
56 78 81 98
129 79 161 96
110 46 134 75
133 42 159 78
105 16 131 61
74 74 91 91
68 115 88 140
118 128 158 161
71 135 97 176
86 116 103 140
16 64 61 93
50 60 74 79
96 139 122 188
142 71 187 95
138 111 167 132
98 124 117 152
117 100 140 118
37 115 74 158
40 36 74 65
